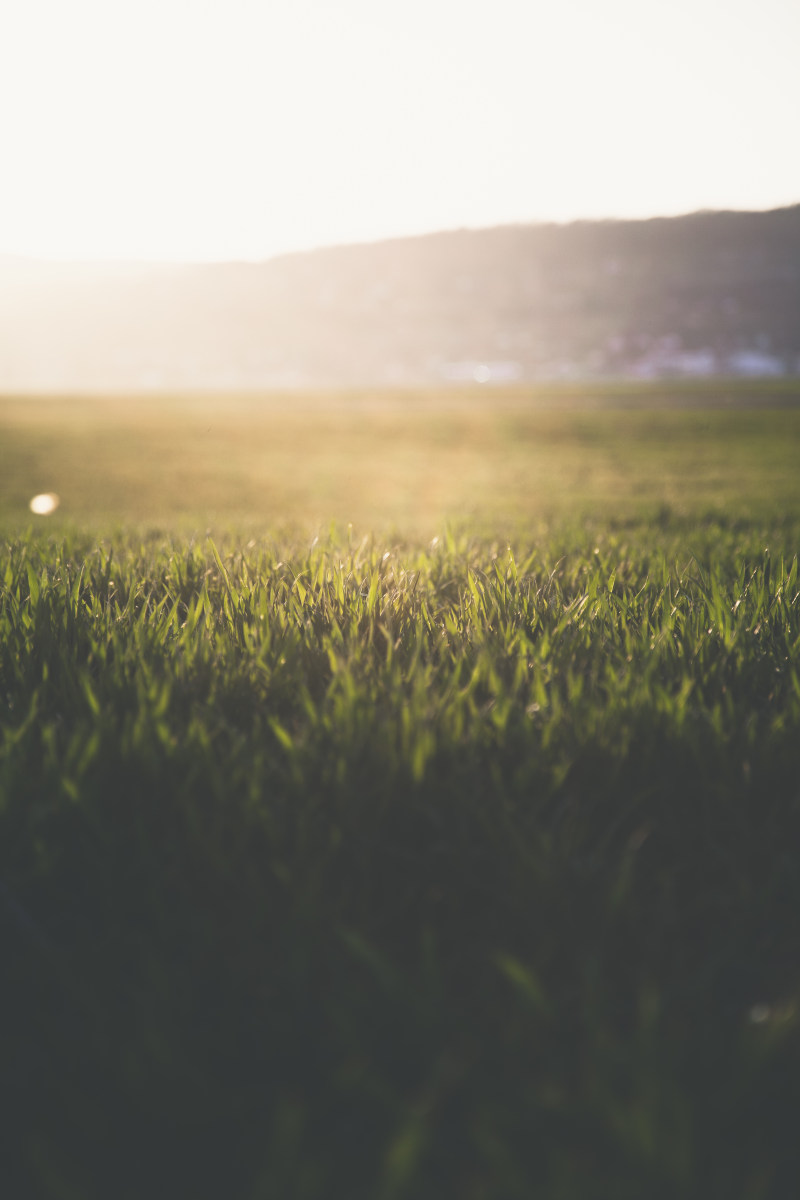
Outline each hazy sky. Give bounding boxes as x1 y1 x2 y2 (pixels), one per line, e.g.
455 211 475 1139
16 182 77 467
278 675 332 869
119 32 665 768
2 0 798 261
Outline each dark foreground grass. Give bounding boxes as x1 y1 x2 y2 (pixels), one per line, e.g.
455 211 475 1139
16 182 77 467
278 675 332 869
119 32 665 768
3 515 800 1199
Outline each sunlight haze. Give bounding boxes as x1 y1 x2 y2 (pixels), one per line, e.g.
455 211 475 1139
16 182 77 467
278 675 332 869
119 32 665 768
1 0 798 262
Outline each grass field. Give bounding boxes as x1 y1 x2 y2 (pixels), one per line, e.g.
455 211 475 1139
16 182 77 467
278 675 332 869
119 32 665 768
2 382 800 1198
3 379 800 535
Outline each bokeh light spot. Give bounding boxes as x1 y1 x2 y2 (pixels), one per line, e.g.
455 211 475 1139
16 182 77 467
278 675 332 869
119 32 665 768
29 492 60 515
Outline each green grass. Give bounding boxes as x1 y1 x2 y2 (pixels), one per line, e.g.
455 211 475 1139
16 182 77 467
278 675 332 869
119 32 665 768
3 382 800 534
2 385 800 1198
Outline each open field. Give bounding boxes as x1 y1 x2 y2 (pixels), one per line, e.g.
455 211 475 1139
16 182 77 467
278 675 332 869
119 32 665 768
2 379 800 535
2 383 800 1198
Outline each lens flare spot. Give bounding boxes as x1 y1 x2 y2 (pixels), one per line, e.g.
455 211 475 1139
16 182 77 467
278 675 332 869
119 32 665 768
29 492 60 515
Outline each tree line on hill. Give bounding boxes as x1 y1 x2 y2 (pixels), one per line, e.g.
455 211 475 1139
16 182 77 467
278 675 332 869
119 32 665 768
1 205 799 390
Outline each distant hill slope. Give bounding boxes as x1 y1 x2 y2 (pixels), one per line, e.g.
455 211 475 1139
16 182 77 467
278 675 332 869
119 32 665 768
2 205 799 390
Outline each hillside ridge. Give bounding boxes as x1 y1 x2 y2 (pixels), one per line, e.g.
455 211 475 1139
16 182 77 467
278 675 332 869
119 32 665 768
2 204 799 389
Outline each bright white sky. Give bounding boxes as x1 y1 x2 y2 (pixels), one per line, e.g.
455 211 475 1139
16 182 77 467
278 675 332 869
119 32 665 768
1 0 798 262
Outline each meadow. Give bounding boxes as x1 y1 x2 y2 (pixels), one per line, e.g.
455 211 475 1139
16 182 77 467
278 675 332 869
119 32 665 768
2 382 800 1198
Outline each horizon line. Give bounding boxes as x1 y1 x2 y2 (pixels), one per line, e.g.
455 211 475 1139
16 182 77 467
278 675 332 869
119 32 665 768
2 200 799 270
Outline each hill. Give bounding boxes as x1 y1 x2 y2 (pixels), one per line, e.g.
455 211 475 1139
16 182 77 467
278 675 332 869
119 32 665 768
2 205 799 390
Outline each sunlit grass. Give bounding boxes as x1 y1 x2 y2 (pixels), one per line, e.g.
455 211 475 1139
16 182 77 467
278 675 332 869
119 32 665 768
2 381 800 535
3 383 800 1198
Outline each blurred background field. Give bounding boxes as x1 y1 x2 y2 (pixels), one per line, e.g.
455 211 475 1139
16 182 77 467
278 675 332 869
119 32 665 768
2 380 800 537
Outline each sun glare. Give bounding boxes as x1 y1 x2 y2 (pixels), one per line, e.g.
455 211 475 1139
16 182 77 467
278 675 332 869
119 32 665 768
0 0 798 262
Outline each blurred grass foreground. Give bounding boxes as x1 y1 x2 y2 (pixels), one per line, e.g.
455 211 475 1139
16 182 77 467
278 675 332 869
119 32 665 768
2 381 800 1199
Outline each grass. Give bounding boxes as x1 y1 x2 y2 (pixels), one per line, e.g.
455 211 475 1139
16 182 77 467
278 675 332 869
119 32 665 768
3 381 800 534
2 383 800 1198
